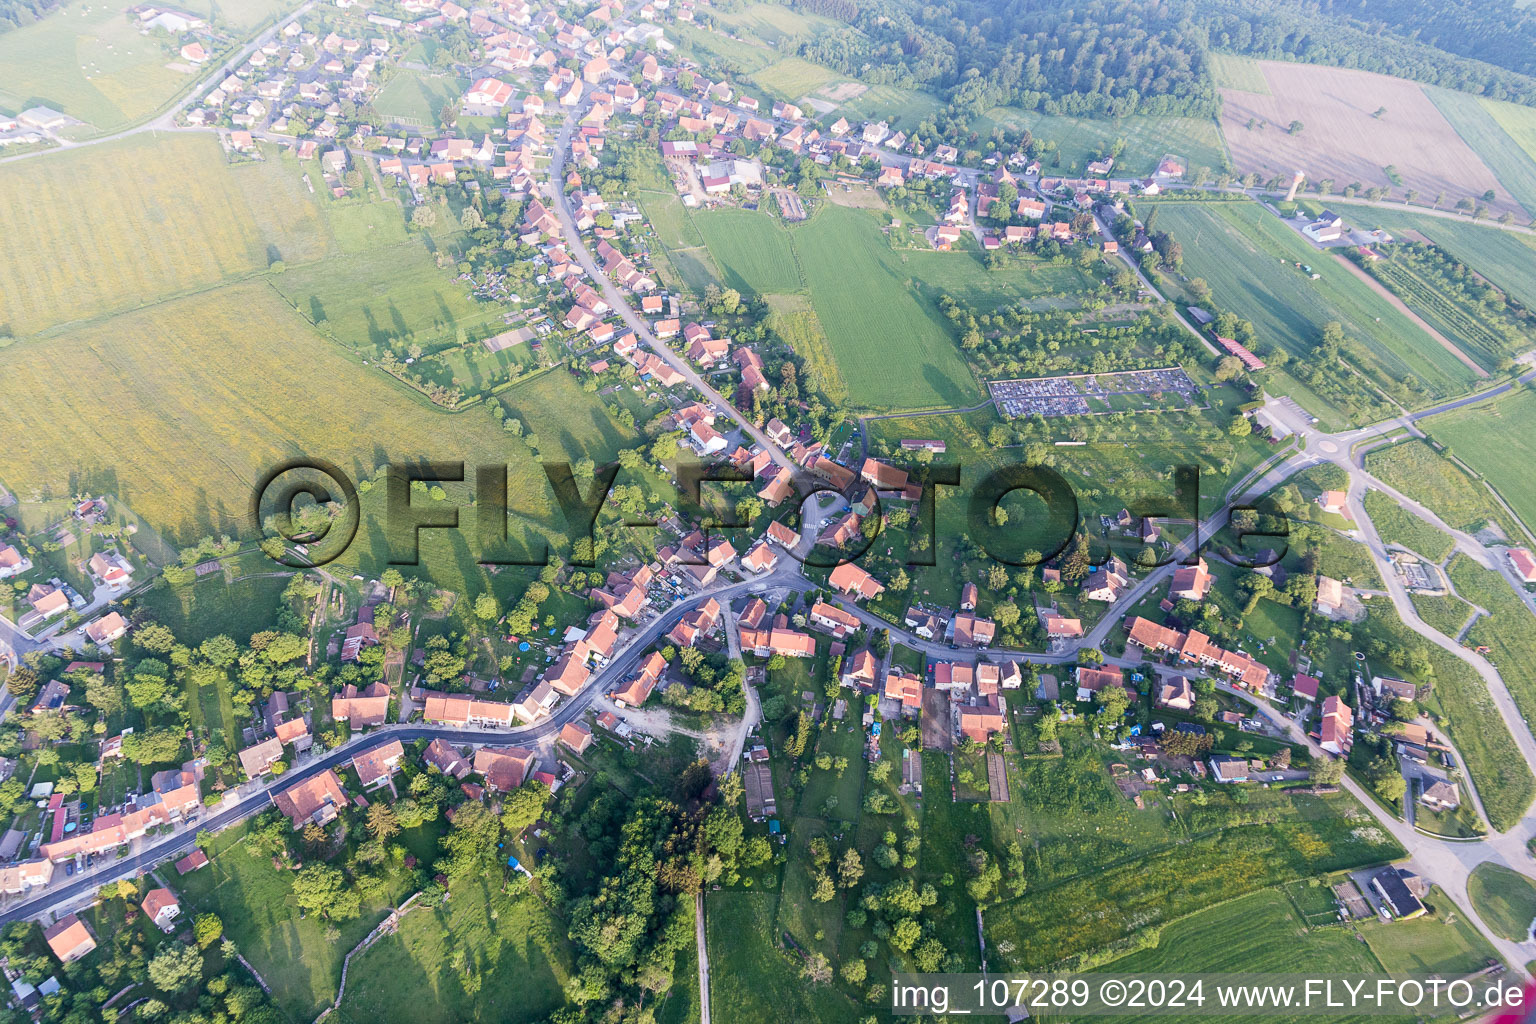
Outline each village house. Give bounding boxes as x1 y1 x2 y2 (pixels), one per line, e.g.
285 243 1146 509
609 651 667 708
1507 547 1536 584
883 669 922 715
1155 675 1194 711
332 682 391 728
272 769 348 830
1209 755 1249 783
422 693 517 727
842 649 878 690
1169 558 1213 602
1124 617 1270 690
1082 556 1129 603
1292 673 1320 702
1419 779 1460 811
808 601 859 639
237 736 284 779
828 562 884 601
952 613 997 646
423 738 470 779
141 888 181 931
475 746 536 791
43 915 96 963
559 721 593 754
1318 695 1354 756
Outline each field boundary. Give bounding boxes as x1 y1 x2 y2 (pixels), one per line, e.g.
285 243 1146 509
1333 253 1486 377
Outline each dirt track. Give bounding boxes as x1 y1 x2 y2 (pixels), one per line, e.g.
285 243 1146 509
1331 251 1488 377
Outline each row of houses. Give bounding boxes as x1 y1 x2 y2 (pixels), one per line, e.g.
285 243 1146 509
1124 616 1272 690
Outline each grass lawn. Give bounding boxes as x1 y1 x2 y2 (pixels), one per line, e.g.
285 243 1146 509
373 70 469 123
1422 386 1536 534
918 750 987 964
799 716 867 817
1468 863 1536 941
988 737 1178 887
1363 488 1454 560
750 56 841 100
655 892 701 1024
173 824 412 1019
134 573 290 645
775 817 845 958
1449 554 1536 732
1364 439 1518 537
711 4 848 46
201 0 306 30
334 881 573 1024
1410 592 1474 638
499 368 636 466
0 133 327 336
1310 532 1384 590
833 85 945 128
673 23 774 74
315 194 412 254
0 0 196 133
969 110 1229 179
638 189 704 249
0 281 563 549
1154 201 1477 401
1355 604 1533 833
1210 53 1271 94
1359 887 1501 974
765 293 847 406
1086 888 1392 1024
706 891 862 1024
688 202 1098 411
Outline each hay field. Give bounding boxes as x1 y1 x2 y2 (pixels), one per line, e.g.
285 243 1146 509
0 133 328 336
1156 201 1477 396
0 0 192 132
271 241 505 355
765 293 846 406
0 282 556 545
1220 62 1518 214
1428 88 1536 218
792 204 981 410
1482 98 1536 166
1423 387 1536 531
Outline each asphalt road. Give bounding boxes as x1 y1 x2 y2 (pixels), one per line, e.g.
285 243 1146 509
0 569 811 925
548 117 798 475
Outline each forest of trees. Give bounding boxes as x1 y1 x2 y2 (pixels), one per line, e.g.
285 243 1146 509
786 0 1536 115
1200 0 1536 106
0 0 62 32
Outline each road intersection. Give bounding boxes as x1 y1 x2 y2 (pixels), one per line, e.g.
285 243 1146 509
6 66 1536 982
